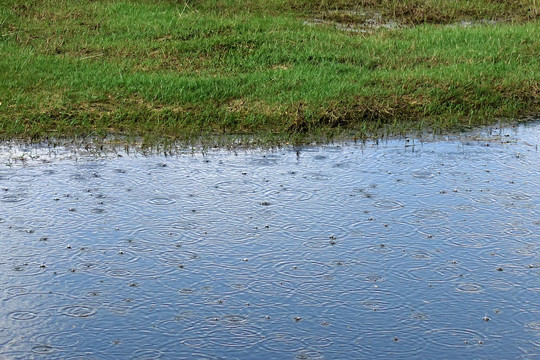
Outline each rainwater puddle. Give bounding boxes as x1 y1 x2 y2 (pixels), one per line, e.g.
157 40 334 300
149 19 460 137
0 121 539 358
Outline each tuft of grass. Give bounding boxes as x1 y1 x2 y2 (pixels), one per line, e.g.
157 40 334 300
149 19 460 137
0 0 539 145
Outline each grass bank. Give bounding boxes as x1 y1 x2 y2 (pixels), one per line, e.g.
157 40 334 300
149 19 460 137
1 0 539 145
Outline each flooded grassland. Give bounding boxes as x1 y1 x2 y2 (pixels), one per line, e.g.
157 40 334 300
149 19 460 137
0 122 539 359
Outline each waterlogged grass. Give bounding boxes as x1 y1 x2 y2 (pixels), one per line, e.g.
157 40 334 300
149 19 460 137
0 0 539 144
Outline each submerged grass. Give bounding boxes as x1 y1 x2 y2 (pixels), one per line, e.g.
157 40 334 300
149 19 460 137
0 0 539 145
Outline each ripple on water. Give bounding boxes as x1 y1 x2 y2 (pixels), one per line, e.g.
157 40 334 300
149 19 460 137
31 344 56 355
504 226 534 238
155 318 193 336
262 332 306 353
170 220 199 230
408 250 434 260
455 283 484 293
165 228 205 246
425 328 486 348
355 331 424 357
302 172 332 181
105 301 133 315
250 155 281 166
295 350 324 360
132 349 163 359
221 314 248 326
10 262 47 277
403 264 467 283
178 288 195 295
372 198 405 210
358 289 407 312
9 170 41 183
511 244 539 257
412 208 449 220
247 279 296 297
321 288 407 313
362 243 401 255
213 179 261 194
412 170 435 180
417 225 453 237
301 335 334 349
524 321 540 331
0 328 14 346
75 247 140 266
165 351 218 360
1 194 26 203
105 268 133 278
7 310 39 321
31 332 83 349
4 286 31 297
446 234 499 249
58 305 97 318
262 188 313 202
274 260 333 279
365 274 386 282
509 192 532 201
184 323 264 349
147 197 176 206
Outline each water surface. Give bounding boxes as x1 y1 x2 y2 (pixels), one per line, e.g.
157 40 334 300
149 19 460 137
0 122 539 359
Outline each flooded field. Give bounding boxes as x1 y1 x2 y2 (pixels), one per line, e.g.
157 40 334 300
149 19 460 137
0 122 539 359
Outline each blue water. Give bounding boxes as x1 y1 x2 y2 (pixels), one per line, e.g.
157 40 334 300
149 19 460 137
0 122 539 359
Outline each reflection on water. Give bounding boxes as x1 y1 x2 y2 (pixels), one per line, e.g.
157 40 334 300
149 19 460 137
0 122 539 359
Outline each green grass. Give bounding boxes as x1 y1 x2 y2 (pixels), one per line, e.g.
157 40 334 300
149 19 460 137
1 0 539 145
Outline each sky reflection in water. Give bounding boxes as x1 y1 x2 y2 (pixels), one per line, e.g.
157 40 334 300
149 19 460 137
0 122 539 359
